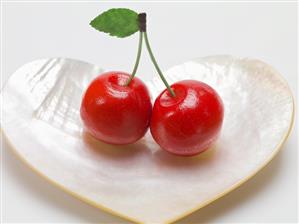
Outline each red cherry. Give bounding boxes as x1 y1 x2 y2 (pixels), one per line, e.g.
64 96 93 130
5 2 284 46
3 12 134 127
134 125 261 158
150 80 224 156
80 71 152 145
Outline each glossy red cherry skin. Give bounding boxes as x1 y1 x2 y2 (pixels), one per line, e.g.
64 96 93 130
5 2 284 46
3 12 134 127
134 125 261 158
150 80 224 156
80 71 152 145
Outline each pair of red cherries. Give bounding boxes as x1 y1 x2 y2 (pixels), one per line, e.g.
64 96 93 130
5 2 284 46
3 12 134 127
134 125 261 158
80 71 224 156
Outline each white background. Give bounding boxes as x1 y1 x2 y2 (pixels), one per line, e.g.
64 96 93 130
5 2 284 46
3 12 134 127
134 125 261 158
1 2 297 223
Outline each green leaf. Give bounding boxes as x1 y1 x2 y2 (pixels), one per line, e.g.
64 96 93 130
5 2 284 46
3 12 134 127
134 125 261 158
90 8 139 38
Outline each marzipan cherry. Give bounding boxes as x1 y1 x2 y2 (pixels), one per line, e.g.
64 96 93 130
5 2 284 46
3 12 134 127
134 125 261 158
150 80 224 156
81 72 152 144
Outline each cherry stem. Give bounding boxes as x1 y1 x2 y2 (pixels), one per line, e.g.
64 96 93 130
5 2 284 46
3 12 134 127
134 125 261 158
126 13 176 97
143 31 176 97
126 31 143 86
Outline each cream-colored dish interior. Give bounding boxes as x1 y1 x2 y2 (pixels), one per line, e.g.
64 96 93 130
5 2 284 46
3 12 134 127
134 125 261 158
1 56 294 223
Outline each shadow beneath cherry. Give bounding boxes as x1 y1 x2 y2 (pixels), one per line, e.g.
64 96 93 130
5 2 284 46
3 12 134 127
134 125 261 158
82 130 217 169
82 131 151 160
152 143 218 169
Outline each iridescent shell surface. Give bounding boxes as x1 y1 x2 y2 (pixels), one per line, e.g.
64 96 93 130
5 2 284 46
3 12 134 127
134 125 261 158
1 56 294 223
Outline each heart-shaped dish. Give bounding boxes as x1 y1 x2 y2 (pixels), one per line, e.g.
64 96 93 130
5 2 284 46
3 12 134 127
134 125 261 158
1 56 294 223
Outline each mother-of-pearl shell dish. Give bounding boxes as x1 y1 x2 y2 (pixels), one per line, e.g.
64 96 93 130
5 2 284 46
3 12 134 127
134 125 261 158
1 56 294 223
